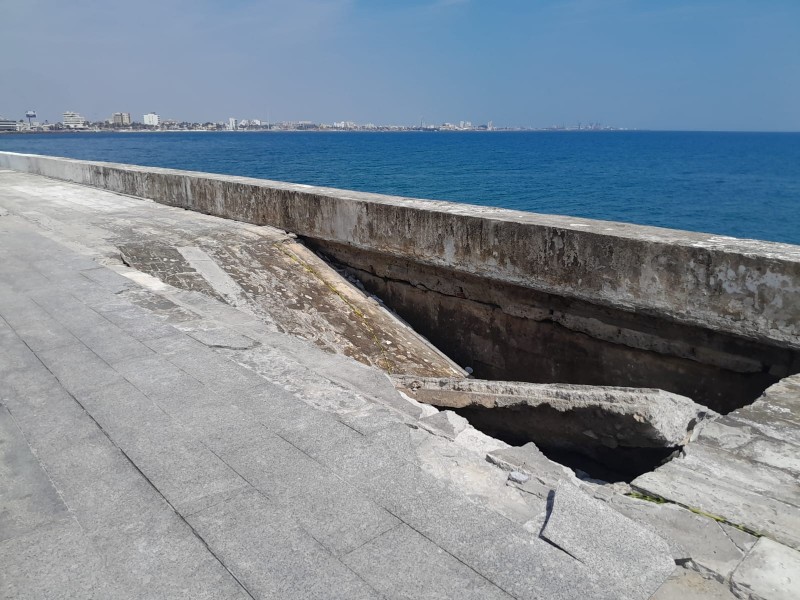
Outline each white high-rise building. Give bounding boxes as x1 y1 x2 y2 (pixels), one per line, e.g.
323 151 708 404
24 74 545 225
143 112 160 127
228 117 238 130
62 111 87 129
112 112 131 126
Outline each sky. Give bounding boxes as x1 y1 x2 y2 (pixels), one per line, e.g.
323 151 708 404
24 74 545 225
2 0 799 130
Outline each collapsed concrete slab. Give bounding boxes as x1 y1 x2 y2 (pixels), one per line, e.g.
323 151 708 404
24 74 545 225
395 376 718 479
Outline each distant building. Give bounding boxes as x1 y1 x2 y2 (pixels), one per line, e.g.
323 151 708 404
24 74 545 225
0 118 19 132
62 111 87 129
143 112 160 127
228 118 238 130
112 112 131 126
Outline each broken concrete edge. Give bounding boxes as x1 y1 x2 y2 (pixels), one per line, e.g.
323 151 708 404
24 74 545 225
278 240 467 378
1 151 798 349
394 375 720 448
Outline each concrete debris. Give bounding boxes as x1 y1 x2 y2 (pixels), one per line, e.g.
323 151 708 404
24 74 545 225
419 410 469 439
486 442 573 486
540 480 676 599
508 471 529 484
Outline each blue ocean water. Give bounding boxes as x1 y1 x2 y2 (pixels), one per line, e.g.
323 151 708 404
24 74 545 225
1 130 798 245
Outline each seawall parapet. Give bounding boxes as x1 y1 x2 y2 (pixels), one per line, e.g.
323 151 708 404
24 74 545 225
1 150 798 411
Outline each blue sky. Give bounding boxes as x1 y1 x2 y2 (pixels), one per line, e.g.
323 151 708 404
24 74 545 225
2 0 799 130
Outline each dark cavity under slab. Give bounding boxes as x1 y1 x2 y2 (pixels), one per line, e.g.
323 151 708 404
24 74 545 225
453 404 679 482
311 240 800 415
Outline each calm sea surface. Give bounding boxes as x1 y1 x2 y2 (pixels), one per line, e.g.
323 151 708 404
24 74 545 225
1 130 798 245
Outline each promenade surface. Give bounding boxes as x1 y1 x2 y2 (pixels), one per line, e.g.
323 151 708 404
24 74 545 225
1 169 798 600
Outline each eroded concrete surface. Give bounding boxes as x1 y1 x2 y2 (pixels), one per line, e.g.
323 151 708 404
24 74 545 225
0 169 462 379
1 168 799 599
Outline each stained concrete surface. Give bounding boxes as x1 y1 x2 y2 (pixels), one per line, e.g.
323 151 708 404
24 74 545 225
1 169 799 599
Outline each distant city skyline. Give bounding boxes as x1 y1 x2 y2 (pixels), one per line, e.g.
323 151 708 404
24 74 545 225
2 1 799 132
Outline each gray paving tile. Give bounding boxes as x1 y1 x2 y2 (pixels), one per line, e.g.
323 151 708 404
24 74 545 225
0 405 70 542
77 380 250 515
30 290 113 337
1 368 103 457
79 266 136 293
343 524 514 600
2 366 251 599
352 460 620 600
144 333 267 391
86 508 252 600
0 333 47 375
36 343 124 396
275 410 411 482
0 299 81 352
0 269 51 293
541 480 675 599
187 488 381 600
0 518 111 600
79 325 155 365
205 423 399 556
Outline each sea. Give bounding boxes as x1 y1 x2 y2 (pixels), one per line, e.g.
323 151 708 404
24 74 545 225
1 130 798 245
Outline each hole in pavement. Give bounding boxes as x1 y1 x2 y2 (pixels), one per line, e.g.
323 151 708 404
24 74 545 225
308 245 800 482
309 243 800 416
444 403 680 483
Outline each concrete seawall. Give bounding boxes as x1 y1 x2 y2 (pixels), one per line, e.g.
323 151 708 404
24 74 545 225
2 150 798 411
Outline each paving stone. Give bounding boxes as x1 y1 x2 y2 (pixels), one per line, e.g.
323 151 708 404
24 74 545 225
86 508 252 600
29 290 114 337
419 409 469 439
36 343 123 396
541 480 676 599
77 380 250 515
90 300 179 340
276 409 411 482
201 419 399 556
342 524 514 600
79 266 136 292
0 333 47 375
0 405 69 542
187 488 381 600
0 518 111 599
144 333 267 392
0 299 81 352
79 325 156 365
719 522 759 554
352 460 623 600
730 537 800 600
651 569 738 600
2 364 250 600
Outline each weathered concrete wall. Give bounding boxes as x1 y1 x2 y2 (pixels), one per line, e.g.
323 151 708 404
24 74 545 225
2 151 799 410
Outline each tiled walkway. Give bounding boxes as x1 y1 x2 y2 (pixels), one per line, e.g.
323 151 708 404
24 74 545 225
0 185 623 599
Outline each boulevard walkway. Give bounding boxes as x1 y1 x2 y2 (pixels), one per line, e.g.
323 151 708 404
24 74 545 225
6 167 797 600
0 178 624 599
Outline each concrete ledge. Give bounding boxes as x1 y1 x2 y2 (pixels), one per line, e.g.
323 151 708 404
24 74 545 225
1 150 798 349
